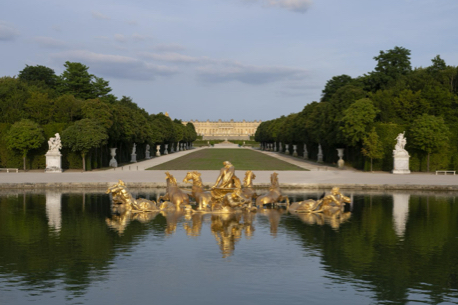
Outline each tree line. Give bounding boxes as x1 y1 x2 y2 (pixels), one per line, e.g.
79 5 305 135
255 47 458 172
0 62 197 170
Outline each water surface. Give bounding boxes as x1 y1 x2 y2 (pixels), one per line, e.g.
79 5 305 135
0 190 457 305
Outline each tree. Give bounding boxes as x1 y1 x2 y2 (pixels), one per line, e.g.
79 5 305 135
18 64 58 88
321 74 353 102
5 119 44 170
340 98 379 146
361 127 384 172
81 99 113 129
0 77 30 123
59 62 94 100
409 114 450 172
366 46 412 91
62 119 108 171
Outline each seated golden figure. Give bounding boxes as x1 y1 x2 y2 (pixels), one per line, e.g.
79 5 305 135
212 161 241 189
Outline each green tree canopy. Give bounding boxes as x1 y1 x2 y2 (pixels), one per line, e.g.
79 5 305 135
341 98 379 146
18 64 58 88
62 119 108 171
409 114 450 171
5 119 45 170
366 46 412 91
361 127 384 172
321 74 354 102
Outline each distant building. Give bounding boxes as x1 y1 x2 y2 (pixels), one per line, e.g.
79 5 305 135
183 119 262 140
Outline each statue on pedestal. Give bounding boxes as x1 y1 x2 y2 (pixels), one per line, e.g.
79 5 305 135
130 143 137 162
317 144 323 163
145 144 151 159
392 132 410 174
45 133 62 173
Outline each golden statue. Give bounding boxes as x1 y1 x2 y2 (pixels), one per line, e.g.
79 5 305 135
211 161 242 203
183 171 213 210
158 172 191 210
221 188 250 212
106 180 158 212
288 187 351 213
241 170 258 208
212 161 241 189
255 172 289 208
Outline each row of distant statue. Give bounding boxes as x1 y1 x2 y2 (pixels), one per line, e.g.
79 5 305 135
107 161 351 214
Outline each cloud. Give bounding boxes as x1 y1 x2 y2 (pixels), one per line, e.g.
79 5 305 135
151 43 186 52
33 36 67 49
52 50 178 80
197 62 308 84
0 21 20 41
247 0 312 13
114 34 127 43
92 11 111 20
138 52 202 63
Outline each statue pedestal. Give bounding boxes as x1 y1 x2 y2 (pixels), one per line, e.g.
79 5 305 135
392 151 410 174
45 151 62 173
145 152 151 159
130 154 137 163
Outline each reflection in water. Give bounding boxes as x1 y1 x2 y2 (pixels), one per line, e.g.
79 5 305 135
45 190 62 232
1 189 458 305
258 208 284 237
392 193 410 237
293 208 352 229
210 213 256 258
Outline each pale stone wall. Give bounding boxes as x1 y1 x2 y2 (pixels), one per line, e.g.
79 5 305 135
183 119 261 140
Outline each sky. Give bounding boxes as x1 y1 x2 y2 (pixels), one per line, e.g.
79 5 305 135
1 0 457 122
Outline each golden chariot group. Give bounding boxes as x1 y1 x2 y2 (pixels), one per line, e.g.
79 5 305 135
107 161 351 215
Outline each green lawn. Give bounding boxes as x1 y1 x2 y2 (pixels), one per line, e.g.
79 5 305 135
147 149 307 171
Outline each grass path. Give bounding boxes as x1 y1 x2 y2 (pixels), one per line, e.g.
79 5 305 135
147 149 307 171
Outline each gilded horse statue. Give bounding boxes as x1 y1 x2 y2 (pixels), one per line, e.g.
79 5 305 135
158 172 190 209
106 180 158 212
241 170 258 208
183 171 213 210
255 172 289 208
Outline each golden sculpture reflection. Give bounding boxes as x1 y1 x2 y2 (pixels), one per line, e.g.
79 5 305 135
106 163 352 255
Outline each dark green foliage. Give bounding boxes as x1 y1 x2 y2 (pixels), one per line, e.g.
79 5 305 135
260 47 458 172
18 64 58 88
5 119 45 170
341 98 378 146
409 114 450 172
62 119 108 171
362 127 384 172
321 74 353 102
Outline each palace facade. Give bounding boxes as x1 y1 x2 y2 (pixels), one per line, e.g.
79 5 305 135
183 119 262 140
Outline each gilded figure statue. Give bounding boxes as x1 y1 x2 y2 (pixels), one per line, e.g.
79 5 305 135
212 161 241 189
255 172 289 208
106 180 158 212
211 161 242 203
288 187 351 214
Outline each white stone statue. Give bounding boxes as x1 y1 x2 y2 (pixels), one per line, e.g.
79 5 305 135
394 132 407 153
48 133 62 152
393 131 410 174
132 143 136 155
45 133 62 173
145 144 151 159
317 144 323 163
